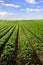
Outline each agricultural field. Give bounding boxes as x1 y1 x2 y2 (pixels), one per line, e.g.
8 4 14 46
0 20 43 65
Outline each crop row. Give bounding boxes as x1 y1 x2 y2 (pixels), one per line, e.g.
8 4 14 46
19 26 42 65
22 25 43 64
0 20 43 65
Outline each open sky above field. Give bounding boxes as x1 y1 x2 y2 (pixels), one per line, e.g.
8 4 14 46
0 0 43 20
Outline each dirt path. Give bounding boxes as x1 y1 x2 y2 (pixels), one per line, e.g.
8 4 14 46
15 25 24 65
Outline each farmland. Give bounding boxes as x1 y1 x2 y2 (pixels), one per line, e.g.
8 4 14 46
0 20 43 65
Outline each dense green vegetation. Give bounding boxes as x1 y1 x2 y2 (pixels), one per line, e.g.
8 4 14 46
0 20 43 65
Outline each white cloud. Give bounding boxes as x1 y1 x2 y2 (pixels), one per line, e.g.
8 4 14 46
0 11 43 20
2 3 20 8
26 8 43 12
0 11 16 20
0 11 15 16
0 0 4 3
40 0 43 2
25 0 36 4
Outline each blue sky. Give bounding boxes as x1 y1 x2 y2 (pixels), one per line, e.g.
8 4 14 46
0 0 43 20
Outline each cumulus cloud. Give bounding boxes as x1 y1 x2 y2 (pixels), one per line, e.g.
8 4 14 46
2 3 20 8
0 11 17 20
0 11 15 16
0 0 4 3
26 8 43 12
25 0 36 4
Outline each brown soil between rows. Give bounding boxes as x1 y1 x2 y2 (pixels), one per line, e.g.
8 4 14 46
15 26 25 65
